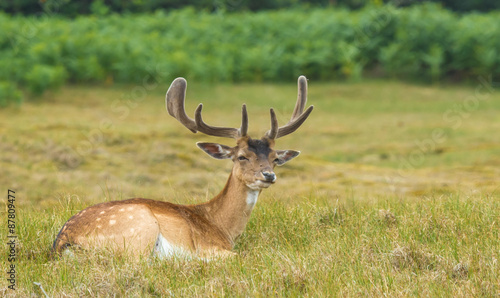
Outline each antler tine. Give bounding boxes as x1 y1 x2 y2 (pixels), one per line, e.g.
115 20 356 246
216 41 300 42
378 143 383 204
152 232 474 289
239 104 248 137
267 108 279 139
275 105 314 138
265 75 314 139
292 75 308 119
167 77 247 139
194 104 242 138
166 77 197 133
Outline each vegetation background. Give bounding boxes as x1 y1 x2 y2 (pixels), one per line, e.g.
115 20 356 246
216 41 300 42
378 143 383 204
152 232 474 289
1 0 499 296
2 0 500 106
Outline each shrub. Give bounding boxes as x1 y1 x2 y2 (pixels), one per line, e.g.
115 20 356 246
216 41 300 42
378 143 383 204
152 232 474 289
0 81 23 107
0 5 499 103
24 65 67 95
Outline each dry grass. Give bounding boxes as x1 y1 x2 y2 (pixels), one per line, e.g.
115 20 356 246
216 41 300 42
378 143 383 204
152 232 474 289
0 80 499 296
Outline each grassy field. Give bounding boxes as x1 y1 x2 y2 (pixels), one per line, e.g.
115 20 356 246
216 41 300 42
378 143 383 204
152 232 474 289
1 79 499 296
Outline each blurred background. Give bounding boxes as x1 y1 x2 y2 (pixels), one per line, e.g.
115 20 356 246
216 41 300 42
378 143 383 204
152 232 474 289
1 0 500 105
1 0 500 205
1 0 499 203
0 0 500 205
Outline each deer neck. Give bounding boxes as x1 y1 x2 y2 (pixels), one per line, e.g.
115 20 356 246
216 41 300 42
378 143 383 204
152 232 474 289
202 171 261 244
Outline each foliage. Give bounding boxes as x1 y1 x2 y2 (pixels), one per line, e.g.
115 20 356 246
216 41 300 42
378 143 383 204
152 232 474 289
1 4 500 99
24 64 67 95
1 0 500 15
0 81 23 107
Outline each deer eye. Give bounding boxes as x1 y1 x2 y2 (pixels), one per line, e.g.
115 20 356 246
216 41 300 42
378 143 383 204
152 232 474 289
273 158 281 164
238 156 249 161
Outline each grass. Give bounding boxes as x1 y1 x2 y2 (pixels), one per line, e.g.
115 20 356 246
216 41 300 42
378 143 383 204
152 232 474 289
1 79 499 296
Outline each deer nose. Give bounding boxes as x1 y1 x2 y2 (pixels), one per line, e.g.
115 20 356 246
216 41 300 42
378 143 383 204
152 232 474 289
262 171 276 183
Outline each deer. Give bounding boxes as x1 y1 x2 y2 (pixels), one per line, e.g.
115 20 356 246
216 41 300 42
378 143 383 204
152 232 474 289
52 76 313 259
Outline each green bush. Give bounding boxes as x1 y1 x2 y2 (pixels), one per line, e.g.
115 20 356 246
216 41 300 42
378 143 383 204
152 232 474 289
2 0 499 16
0 81 23 107
378 4 454 81
0 4 499 102
24 65 67 95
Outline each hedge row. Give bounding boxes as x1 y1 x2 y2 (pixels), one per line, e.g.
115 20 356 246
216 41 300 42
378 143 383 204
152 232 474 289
2 0 500 16
1 4 500 105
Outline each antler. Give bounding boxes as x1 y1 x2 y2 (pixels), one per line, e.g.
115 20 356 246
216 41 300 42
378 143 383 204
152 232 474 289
265 75 314 139
166 77 248 138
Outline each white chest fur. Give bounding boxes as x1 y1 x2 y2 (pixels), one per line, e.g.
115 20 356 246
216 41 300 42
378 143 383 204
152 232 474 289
246 189 259 207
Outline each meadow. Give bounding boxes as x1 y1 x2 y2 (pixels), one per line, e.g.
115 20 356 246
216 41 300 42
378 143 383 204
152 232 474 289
1 79 499 296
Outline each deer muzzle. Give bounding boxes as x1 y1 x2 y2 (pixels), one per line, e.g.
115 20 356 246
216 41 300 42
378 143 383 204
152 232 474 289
262 171 276 183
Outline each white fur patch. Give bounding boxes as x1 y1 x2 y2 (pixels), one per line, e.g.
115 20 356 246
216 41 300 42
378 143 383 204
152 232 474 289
246 180 272 190
246 189 259 206
153 233 189 259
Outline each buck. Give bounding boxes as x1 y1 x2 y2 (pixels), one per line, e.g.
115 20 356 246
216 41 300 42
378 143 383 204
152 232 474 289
52 76 313 259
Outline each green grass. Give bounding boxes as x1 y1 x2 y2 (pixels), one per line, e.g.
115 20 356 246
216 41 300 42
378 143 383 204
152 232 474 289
1 80 499 296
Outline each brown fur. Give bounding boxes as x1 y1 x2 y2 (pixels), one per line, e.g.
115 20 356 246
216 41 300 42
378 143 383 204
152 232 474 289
53 198 233 257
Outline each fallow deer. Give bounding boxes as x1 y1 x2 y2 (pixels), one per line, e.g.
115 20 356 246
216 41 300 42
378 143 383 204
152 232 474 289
52 76 313 259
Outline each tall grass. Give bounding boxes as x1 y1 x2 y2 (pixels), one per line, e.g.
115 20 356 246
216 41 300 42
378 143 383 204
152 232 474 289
3 194 499 296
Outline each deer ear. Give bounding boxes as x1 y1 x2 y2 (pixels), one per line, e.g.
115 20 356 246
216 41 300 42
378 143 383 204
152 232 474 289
197 142 233 159
275 150 300 166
